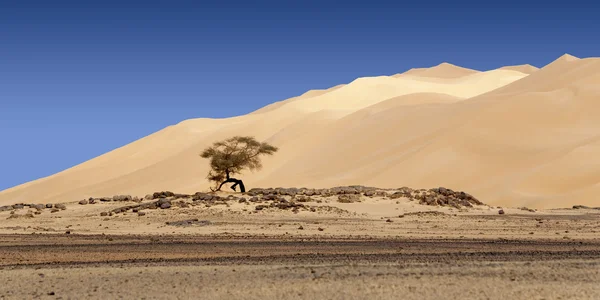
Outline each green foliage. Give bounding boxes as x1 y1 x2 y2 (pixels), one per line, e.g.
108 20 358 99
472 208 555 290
200 136 278 188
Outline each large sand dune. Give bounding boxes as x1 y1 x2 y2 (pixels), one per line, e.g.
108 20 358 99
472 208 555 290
1 54 599 209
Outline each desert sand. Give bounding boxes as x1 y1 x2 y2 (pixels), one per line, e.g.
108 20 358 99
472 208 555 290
1 188 600 299
1 54 599 209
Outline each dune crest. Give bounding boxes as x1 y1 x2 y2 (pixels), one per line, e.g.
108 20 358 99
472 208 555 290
399 62 480 79
1 54 599 209
499 64 539 74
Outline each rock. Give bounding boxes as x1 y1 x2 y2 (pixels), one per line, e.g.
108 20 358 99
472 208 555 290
88 198 96 204
144 194 153 200
112 195 133 202
363 190 376 197
262 194 279 201
519 206 536 212
386 219 393 223
0 206 14 212
79 200 88 205
138 211 146 216
166 219 211 227
295 195 312 203
51 208 60 213
31 204 45 210
337 194 360 203
498 209 505 215
65 230 71 234
573 205 590 209
160 202 171 209
100 212 108 216
255 205 267 211
317 227 324 231
298 226 304 230
45 204 53 209
153 191 175 199
193 193 213 201
12 204 24 209
55 204 67 210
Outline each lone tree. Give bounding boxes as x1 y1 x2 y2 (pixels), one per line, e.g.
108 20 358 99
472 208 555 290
200 136 278 193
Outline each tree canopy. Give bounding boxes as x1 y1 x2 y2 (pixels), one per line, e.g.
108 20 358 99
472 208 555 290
200 136 278 192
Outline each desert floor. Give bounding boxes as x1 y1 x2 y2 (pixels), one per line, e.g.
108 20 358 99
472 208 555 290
1 189 599 299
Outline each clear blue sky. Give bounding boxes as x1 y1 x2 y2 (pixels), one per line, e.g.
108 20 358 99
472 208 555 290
1 0 598 191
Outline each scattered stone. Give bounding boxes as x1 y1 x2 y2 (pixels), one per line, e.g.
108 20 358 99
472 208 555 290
45 204 53 209
112 195 133 202
51 208 60 213
404 211 448 217
166 219 211 227
55 204 67 210
255 205 267 211
317 227 324 231
295 195 312 202
12 204 24 209
192 192 214 201
100 212 108 216
79 199 88 205
298 226 304 230
138 211 146 216
0 206 14 212
337 194 360 203
29 204 43 210
573 205 590 209
8 212 35 219
88 198 96 204
152 191 175 199
157 198 172 209
65 230 71 234
519 206 536 212
363 190 376 197
386 219 393 223
498 209 505 215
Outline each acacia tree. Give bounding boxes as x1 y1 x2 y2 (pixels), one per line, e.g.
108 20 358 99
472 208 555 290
200 136 278 193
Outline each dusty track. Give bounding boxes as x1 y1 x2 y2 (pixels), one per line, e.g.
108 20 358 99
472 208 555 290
1 234 599 299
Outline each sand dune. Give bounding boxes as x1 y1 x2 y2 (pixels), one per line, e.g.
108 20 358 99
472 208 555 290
1 54 599 209
499 64 539 74
398 62 480 78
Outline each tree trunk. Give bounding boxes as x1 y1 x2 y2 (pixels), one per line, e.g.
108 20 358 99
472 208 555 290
216 178 246 193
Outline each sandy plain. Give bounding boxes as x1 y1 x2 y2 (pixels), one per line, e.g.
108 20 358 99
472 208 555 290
1 188 599 299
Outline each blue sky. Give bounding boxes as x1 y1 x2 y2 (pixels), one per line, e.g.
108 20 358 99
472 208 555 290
1 0 598 191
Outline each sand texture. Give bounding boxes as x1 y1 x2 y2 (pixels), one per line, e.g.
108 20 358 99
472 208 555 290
1 189 600 299
1 54 600 209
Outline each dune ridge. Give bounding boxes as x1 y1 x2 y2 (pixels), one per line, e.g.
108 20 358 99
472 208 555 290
1 54 599 209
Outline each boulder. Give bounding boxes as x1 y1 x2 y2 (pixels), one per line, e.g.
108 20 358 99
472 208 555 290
337 194 360 203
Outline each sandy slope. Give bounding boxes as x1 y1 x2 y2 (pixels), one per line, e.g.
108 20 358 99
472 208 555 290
499 64 539 74
1 54 599 209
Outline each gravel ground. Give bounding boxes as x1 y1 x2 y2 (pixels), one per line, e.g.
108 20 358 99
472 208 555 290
1 235 599 299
